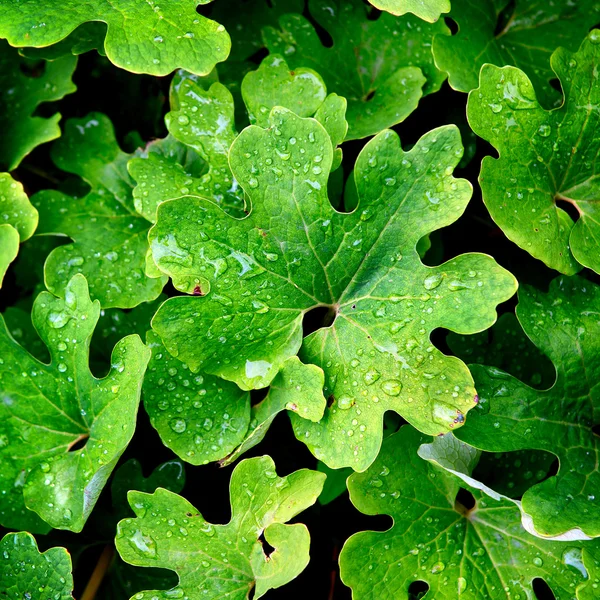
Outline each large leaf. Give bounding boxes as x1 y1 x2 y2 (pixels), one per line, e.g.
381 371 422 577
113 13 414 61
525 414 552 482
468 32 600 275
262 0 448 139
150 109 516 471
34 113 167 308
115 456 325 599
0 174 38 287
0 274 150 532
447 312 555 389
0 41 76 170
0 0 230 76
0 532 73 599
369 0 450 21
340 425 597 598
455 276 600 539
434 0 599 105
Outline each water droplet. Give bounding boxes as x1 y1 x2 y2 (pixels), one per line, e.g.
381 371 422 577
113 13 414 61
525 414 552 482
431 562 445 574
537 124 551 137
57 363 67 373
48 312 70 329
532 557 543 567
364 368 381 385
40 462 50 473
337 396 355 410
177 115 190 125
457 577 467 593
489 103 503 113
423 273 443 290
380 380 402 396
169 418 187 433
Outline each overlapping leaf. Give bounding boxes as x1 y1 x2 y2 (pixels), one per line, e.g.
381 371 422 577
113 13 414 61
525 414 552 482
369 0 450 21
0 274 150 532
455 276 600 539
0 41 76 170
262 0 448 139
33 113 167 308
340 425 597 598
0 0 230 76
434 0 599 105
468 32 600 275
0 174 38 287
0 532 73 599
116 456 325 599
149 105 516 471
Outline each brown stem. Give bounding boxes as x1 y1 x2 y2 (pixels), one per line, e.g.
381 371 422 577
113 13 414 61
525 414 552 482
80 545 114 600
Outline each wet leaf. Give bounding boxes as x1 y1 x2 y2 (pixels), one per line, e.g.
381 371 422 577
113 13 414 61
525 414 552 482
0 0 230 76
467 31 600 274
0 274 150 532
34 113 167 308
340 425 598 598
0 531 73 599
115 456 325 599
150 108 516 470
262 0 448 139
0 174 37 287
369 0 450 21
455 276 600 539
434 0 599 105
0 41 76 170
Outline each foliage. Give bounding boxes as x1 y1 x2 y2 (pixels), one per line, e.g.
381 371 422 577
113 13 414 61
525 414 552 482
1 1 600 598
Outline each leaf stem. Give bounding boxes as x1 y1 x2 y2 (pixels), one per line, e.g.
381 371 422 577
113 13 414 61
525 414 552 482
80 544 114 600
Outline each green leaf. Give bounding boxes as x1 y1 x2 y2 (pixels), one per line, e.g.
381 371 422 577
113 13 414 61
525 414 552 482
0 274 150 532
455 276 600 539
0 0 230 76
220 356 326 466
447 312 555 389
150 110 516 470
115 456 325 599
0 532 73 599
34 113 167 308
262 0 448 139
467 32 600 274
144 330 250 465
0 174 38 287
340 425 596 598
0 41 76 170
242 54 327 127
434 0 599 105
130 55 346 226
317 461 351 505
369 0 450 21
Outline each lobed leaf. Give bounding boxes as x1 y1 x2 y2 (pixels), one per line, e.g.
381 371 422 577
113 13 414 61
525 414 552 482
115 456 325 599
0 274 150 532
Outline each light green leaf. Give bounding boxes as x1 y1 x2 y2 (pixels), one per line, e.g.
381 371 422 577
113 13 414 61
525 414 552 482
262 0 448 139
0 0 230 76
467 32 600 274
340 425 597 598
369 0 450 21
434 0 599 105
34 113 167 308
0 174 38 287
242 54 327 127
0 274 150 532
115 456 325 599
0 532 73 599
143 330 250 466
130 55 346 227
447 312 555 389
0 41 76 170
455 276 600 539
220 356 326 466
150 108 516 470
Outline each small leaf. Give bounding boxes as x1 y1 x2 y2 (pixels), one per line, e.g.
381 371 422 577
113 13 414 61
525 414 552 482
0 532 73 599
340 425 596 598
456 276 600 538
467 32 600 274
115 456 325 599
0 274 150 532
263 0 448 139
0 0 231 76
34 113 167 308
0 41 76 170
